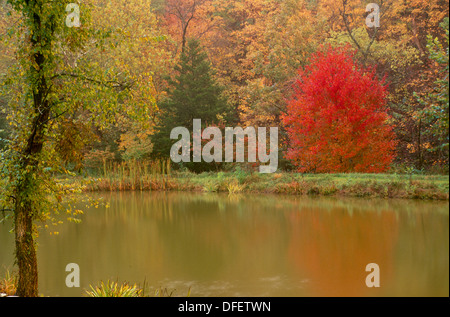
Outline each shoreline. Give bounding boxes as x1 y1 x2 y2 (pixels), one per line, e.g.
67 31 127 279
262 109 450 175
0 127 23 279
69 172 449 201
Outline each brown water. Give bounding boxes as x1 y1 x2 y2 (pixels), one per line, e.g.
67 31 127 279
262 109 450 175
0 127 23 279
0 192 448 297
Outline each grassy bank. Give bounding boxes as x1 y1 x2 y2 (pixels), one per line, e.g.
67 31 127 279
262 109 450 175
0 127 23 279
63 162 449 200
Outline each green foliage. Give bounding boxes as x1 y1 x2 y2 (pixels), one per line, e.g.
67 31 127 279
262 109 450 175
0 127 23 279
0 0 161 227
416 17 449 158
0 0 162 296
232 165 250 184
152 39 230 171
167 38 229 128
166 171 448 200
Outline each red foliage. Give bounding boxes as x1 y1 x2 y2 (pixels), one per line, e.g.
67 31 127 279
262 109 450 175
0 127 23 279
282 45 397 173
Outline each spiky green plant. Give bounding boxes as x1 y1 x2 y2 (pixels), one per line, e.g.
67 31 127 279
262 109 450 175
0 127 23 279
202 180 220 192
226 180 246 194
85 280 143 297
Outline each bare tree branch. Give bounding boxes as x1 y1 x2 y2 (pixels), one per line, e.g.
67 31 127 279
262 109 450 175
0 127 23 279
339 0 391 66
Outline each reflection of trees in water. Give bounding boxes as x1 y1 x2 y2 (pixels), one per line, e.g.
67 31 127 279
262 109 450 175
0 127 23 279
2 192 446 296
286 207 399 297
81 192 448 294
91 191 449 216
283 198 448 296
392 210 449 296
130 192 293 281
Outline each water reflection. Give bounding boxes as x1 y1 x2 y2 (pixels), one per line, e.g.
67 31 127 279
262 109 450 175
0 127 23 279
0 192 448 297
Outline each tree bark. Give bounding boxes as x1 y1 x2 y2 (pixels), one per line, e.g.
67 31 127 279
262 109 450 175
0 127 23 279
14 201 38 297
13 75 50 297
13 0 52 296
14 97 50 296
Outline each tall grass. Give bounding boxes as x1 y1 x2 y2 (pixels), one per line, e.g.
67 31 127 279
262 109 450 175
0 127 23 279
86 280 143 297
226 180 246 194
86 158 173 191
80 163 449 200
0 269 17 296
85 279 191 297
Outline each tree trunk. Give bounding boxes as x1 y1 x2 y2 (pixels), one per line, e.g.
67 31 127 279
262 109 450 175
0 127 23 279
417 118 423 170
13 97 50 296
13 77 50 296
14 201 38 297
13 3 52 296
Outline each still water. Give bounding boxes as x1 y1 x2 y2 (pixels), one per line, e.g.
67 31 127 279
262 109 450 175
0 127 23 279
0 192 448 297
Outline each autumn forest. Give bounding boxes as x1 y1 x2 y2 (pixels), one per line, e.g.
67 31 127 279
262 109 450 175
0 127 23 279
0 0 449 299
1 0 448 175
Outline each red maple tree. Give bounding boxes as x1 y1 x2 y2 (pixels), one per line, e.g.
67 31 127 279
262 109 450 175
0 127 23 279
282 45 397 173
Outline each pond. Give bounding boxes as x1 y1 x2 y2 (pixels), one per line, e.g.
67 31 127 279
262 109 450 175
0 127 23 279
0 192 448 297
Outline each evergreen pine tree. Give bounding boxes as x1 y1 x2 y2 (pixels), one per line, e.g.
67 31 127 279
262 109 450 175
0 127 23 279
152 39 230 171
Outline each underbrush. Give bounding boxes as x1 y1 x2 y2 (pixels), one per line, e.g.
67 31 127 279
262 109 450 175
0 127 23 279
67 168 449 200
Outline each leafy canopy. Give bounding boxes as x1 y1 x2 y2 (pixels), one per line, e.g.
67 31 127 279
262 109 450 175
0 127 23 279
282 45 397 173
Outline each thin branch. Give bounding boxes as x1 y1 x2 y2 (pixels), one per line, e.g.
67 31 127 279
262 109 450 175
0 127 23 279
50 72 135 91
37 107 70 128
339 0 363 53
339 0 388 65
363 25 379 62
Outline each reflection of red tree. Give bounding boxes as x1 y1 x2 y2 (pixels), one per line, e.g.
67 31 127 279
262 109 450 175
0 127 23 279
287 207 399 296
